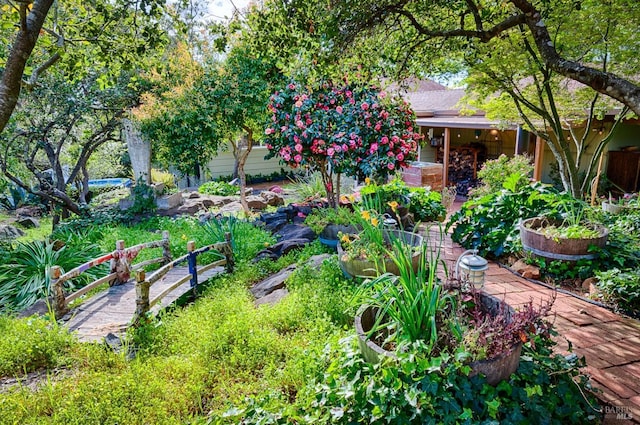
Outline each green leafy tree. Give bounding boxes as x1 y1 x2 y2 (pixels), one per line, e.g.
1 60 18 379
250 0 637 198
0 0 168 135
316 0 640 115
464 10 631 198
199 45 282 214
0 72 141 225
136 46 216 180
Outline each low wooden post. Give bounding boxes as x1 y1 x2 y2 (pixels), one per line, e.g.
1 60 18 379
187 241 198 289
135 270 150 320
161 231 172 264
50 266 69 319
223 232 234 273
110 239 129 285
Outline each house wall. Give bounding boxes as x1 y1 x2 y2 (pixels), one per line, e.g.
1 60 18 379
418 127 518 164
536 121 640 187
205 144 292 180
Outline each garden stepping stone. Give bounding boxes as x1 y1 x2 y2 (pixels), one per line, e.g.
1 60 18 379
251 265 296 299
255 288 290 306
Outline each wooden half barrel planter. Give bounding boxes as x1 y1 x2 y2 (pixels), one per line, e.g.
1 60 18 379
520 217 609 261
337 230 424 278
355 293 522 385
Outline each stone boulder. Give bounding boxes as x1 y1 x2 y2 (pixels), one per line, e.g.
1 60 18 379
511 259 541 280
258 212 289 233
246 195 268 210
275 224 316 242
166 193 237 216
250 254 330 305
17 216 40 229
218 201 244 214
253 224 317 262
260 190 284 207
0 224 24 240
15 205 43 217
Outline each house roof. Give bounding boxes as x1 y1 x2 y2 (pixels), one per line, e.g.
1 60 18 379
399 81 513 129
405 89 468 116
415 116 517 130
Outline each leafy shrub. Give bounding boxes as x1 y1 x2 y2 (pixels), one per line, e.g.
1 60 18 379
596 268 640 312
289 172 327 201
217 168 298 184
447 178 561 258
203 216 275 262
407 186 445 222
151 168 176 189
54 208 123 233
223 332 599 424
596 209 640 270
0 184 27 211
304 206 355 234
0 316 76 377
198 180 239 196
66 184 123 202
128 181 157 215
469 154 533 199
0 239 106 313
361 178 445 222
284 256 356 327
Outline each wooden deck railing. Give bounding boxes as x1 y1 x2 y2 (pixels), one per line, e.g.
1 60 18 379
50 232 233 321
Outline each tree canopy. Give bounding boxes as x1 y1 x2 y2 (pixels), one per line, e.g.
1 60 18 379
318 0 640 115
0 0 168 135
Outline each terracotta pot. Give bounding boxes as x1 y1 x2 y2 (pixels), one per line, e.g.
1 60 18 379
337 230 423 278
355 292 522 385
520 217 608 261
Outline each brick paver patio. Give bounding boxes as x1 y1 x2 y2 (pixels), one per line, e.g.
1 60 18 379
425 226 640 423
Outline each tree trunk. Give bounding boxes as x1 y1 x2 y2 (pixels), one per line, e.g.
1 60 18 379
238 128 254 215
79 163 90 204
123 118 151 184
0 0 55 135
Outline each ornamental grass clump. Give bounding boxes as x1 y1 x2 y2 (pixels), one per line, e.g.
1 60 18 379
357 237 459 350
356 231 554 364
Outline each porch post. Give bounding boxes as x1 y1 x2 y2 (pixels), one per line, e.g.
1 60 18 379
533 136 545 181
443 127 451 187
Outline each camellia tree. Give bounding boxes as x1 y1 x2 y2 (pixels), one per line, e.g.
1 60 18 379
264 81 421 207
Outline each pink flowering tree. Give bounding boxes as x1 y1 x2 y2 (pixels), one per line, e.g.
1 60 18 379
264 81 421 207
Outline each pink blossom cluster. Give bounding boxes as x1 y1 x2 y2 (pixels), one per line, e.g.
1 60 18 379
264 81 422 179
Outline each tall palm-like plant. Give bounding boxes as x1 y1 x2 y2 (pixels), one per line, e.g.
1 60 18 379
0 240 105 313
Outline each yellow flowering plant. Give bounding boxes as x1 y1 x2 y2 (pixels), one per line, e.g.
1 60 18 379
338 206 386 262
